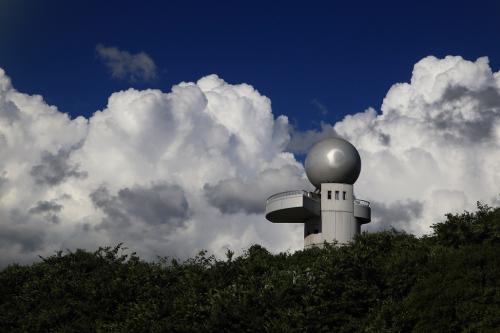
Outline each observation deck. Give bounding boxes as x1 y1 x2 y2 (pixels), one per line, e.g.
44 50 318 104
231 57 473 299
265 190 371 224
265 190 320 223
353 199 371 224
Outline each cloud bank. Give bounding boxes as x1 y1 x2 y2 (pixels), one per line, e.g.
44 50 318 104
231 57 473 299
0 70 306 266
1 55 500 266
96 44 157 82
294 55 500 234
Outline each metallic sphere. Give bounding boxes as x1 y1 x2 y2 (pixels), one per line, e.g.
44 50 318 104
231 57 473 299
305 137 361 187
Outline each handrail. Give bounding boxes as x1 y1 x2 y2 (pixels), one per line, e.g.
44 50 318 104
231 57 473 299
354 199 370 207
266 190 317 204
266 191 370 207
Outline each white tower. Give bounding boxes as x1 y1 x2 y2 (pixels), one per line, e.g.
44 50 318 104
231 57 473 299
265 137 370 248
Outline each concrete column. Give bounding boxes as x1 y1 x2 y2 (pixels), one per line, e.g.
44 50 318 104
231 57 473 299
320 183 357 244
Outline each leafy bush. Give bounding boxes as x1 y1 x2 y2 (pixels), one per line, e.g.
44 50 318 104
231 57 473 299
1 203 500 332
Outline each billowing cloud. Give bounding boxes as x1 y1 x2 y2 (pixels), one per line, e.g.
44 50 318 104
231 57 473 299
2 55 500 266
96 44 157 82
297 55 500 234
0 69 303 266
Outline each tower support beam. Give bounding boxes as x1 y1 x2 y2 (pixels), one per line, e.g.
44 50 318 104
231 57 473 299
320 183 357 245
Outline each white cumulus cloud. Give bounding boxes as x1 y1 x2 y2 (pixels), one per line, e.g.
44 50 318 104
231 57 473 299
293 55 500 234
1 55 500 266
0 69 305 266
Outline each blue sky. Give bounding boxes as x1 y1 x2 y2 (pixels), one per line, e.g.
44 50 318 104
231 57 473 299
2 0 499 127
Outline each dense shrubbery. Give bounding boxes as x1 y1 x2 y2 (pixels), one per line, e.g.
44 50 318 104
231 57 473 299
2 203 500 332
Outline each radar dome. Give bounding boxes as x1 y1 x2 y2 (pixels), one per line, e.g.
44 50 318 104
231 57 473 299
305 137 361 188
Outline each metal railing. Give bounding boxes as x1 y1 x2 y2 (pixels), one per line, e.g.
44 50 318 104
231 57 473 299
354 199 370 207
266 190 318 204
266 191 370 207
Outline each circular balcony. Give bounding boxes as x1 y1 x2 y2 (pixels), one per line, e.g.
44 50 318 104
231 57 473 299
265 190 320 223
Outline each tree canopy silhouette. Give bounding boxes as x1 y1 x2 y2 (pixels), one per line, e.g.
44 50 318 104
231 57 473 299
1 203 500 332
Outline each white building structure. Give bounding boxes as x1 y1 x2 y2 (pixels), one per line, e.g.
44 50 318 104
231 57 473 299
265 138 371 248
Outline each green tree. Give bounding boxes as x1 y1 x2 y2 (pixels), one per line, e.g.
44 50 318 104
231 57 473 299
1 202 500 332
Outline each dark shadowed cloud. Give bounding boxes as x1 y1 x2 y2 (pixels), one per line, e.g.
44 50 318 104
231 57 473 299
286 122 338 154
429 85 500 143
29 200 63 214
28 200 63 224
204 165 309 214
91 183 190 231
0 211 46 254
366 199 424 231
0 172 7 189
31 149 87 186
96 44 157 82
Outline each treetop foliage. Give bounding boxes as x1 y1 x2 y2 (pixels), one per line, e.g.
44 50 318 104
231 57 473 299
1 203 500 332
